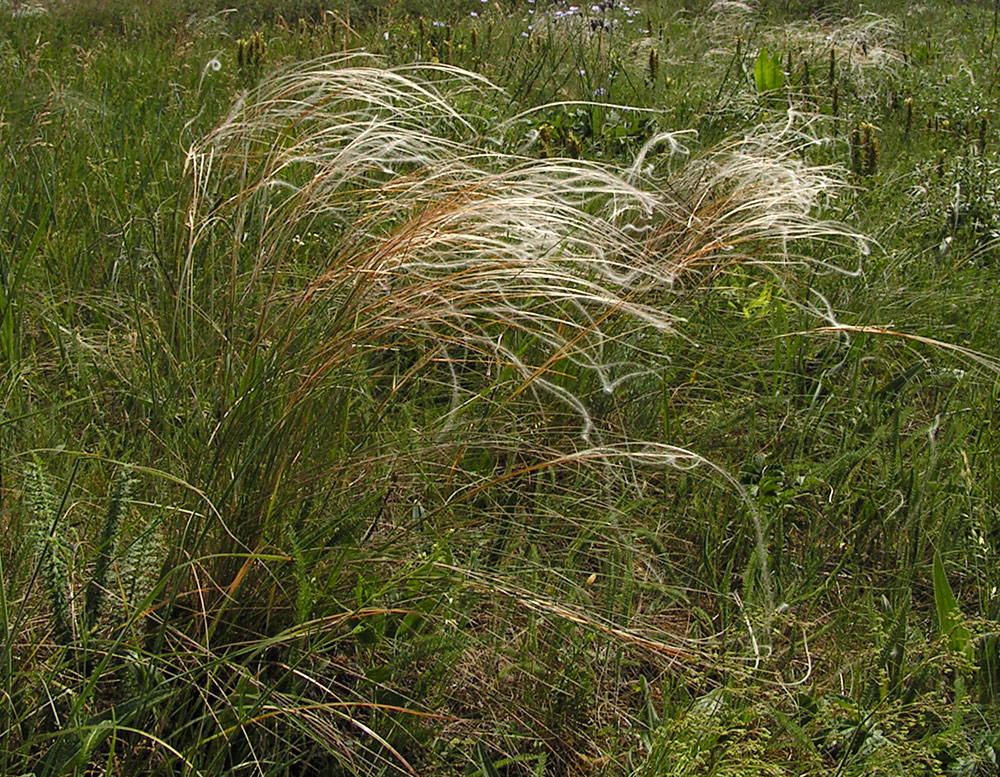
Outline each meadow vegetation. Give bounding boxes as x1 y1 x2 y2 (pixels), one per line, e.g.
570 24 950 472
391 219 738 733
2 0 1000 774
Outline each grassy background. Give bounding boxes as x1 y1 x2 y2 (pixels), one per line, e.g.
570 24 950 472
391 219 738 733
2 0 1000 774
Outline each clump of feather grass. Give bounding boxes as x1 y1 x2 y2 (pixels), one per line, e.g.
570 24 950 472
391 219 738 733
775 13 903 73
175 56 866 638
759 13 904 107
164 55 865 770
184 56 858 444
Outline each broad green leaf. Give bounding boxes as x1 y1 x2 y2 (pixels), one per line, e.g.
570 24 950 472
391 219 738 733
753 49 785 93
933 552 973 660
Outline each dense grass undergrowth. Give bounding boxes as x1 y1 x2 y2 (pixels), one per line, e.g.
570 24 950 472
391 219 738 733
3 0 1000 774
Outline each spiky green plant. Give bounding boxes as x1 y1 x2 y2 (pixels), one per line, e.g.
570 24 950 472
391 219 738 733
84 465 137 632
24 458 73 646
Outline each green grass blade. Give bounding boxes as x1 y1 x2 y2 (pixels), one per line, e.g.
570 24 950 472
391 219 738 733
933 551 972 660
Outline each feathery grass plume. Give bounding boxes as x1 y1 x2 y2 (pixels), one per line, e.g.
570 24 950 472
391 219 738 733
24 457 72 645
635 119 862 283
763 13 903 74
752 13 902 114
185 56 856 428
708 1 756 18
